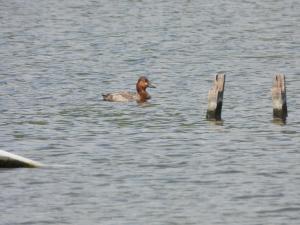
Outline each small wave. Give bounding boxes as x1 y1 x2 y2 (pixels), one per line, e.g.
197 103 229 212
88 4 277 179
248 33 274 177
257 207 300 214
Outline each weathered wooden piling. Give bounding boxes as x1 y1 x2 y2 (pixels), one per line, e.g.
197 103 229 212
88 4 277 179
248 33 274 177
0 150 43 168
271 74 287 121
206 73 225 121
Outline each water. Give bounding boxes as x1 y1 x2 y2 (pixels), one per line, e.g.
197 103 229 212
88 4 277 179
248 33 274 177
1 0 300 224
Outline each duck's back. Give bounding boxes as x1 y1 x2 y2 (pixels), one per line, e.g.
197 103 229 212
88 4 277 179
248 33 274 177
102 91 138 102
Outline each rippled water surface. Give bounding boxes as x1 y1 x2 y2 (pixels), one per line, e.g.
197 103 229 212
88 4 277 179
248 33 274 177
1 0 300 224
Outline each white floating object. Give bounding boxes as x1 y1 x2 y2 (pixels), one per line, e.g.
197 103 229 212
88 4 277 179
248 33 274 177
0 150 43 168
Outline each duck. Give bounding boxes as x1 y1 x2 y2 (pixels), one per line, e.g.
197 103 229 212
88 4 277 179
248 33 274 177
102 76 156 103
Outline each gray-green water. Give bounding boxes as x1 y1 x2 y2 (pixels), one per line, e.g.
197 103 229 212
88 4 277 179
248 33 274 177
1 0 300 224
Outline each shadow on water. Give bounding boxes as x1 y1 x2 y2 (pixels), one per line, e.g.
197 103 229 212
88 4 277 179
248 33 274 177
207 119 224 126
272 118 286 126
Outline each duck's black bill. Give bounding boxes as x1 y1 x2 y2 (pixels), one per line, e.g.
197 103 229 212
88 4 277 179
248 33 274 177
148 83 156 88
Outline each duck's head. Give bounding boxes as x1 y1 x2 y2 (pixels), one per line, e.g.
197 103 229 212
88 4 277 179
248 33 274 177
136 76 156 92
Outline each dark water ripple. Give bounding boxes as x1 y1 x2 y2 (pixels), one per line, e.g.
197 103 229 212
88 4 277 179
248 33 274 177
1 0 300 225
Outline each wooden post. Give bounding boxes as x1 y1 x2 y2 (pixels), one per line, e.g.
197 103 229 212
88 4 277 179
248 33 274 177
206 73 225 121
0 150 43 168
271 74 287 121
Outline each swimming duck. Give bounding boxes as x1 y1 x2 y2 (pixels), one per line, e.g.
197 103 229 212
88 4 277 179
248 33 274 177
102 76 156 102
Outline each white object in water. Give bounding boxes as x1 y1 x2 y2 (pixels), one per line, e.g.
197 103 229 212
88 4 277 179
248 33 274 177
0 150 43 168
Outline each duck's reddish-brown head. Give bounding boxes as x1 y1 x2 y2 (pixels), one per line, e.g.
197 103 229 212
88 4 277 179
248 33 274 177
136 76 156 92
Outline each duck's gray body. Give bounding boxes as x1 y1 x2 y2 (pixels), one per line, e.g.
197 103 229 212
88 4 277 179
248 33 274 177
102 91 139 102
